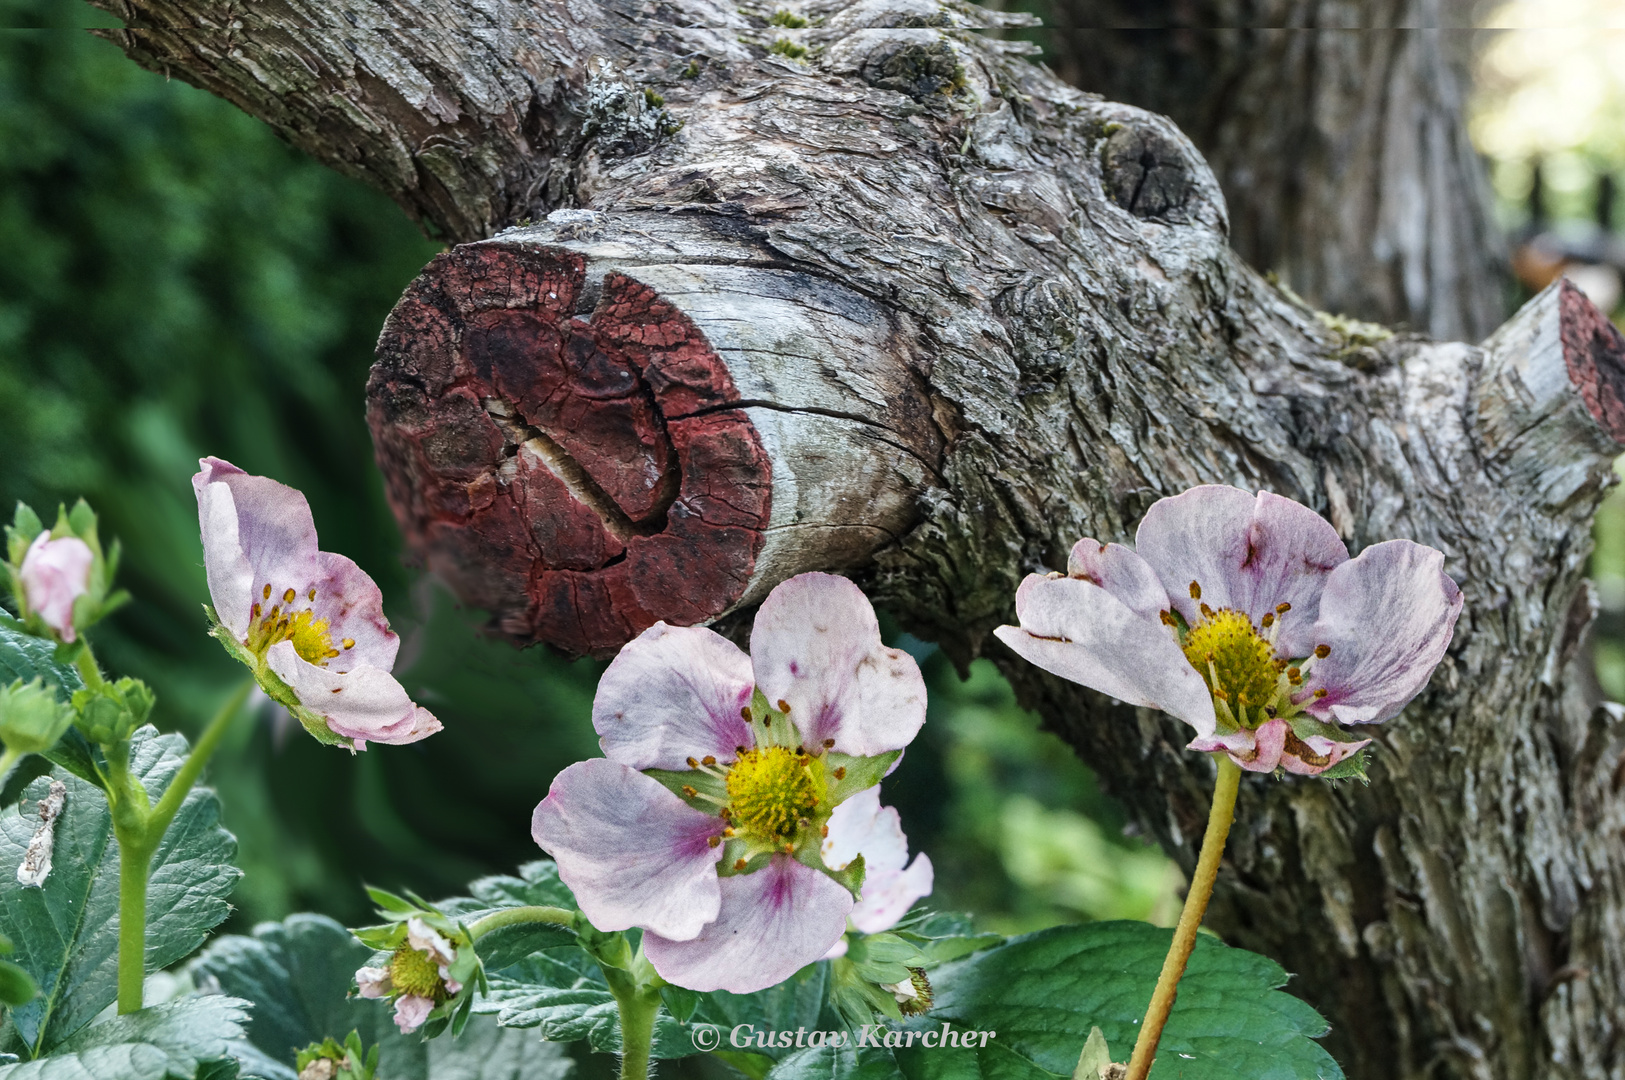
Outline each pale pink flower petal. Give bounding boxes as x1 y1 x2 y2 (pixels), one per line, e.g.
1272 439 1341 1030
592 623 754 770
19 533 93 643
532 759 725 941
1136 486 1347 655
193 458 323 633
1303 540 1464 725
406 917 457 969
821 787 901 873
392 994 434 1034
751 573 927 756
265 643 440 748
643 856 853 993
1065 539 1171 618
994 574 1216 735
354 967 392 999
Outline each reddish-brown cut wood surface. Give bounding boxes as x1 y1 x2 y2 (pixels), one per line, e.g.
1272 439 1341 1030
1561 277 1625 444
367 244 771 657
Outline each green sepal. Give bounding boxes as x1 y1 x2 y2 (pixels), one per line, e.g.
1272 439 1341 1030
1288 715 1371 745
71 677 154 746
824 751 898 807
5 504 43 568
844 932 925 988
1074 1026 1113 1080
364 885 419 915
1316 748 1371 783
0 677 75 755
661 983 702 1023
296 1031 378 1080
810 849 865 901
644 766 728 810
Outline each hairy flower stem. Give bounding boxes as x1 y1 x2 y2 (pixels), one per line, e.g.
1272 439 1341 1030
466 905 576 939
603 958 664 1080
1124 755 1242 1080
114 680 252 1013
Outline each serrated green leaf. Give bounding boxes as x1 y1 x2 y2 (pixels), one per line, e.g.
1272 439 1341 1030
0 629 80 707
835 921 1345 1080
190 913 572 1080
0 727 240 1056
0 996 252 1080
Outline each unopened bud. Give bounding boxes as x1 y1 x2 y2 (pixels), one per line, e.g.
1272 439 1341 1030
71 677 155 745
18 533 92 644
0 679 74 756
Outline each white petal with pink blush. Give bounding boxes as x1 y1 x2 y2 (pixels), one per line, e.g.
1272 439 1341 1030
19 533 93 643
193 456 438 748
995 485 1462 778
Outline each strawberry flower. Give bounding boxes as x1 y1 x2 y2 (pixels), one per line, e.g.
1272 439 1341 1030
17 533 93 644
995 486 1463 776
193 457 439 749
531 572 927 993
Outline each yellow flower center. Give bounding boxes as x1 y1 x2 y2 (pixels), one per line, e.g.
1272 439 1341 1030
1181 608 1279 710
725 746 823 840
388 943 446 1002
244 584 349 667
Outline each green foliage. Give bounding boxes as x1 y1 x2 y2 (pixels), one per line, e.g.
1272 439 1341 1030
0 680 73 756
296 1032 377 1080
791 920 1343 1080
0 996 252 1080
0 728 238 1056
190 913 573 1080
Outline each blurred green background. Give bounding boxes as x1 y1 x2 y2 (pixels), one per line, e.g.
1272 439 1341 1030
0 8 1178 938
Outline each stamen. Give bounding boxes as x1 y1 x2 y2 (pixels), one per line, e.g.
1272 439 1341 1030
734 859 747 871
1200 602 1215 619
708 835 721 848
833 767 846 780
820 825 828 837
702 756 716 766
1314 644 1331 658
723 827 735 837
283 588 296 604
342 638 354 649
1313 688 1328 698
740 707 750 721
263 584 272 600
252 603 261 618
1276 603 1291 614
687 757 699 768
308 588 317 601
1261 613 1275 629
1189 581 1202 600
763 716 772 728
777 699 791 713
1160 610 1177 626
682 785 698 798
822 739 834 749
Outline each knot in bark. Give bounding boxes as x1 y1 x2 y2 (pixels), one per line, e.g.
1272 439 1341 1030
1102 124 1194 222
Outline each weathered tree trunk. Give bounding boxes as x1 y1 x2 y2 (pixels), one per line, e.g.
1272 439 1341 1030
92 3 1625 1077
1041 2 1511 342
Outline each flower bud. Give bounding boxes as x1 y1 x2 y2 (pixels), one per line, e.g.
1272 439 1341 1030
18 533 92 644
295 1032 376 1080
71 678 155 745
0 679 74 756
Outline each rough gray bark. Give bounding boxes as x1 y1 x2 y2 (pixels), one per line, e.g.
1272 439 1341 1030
1041 2 1511 341
91 3 1625 1077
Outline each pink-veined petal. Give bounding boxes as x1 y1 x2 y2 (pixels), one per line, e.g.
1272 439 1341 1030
193 458 324 627
750 573 925 757
850 853 933 934
265 643 440 747
1302 539 1463 725
1065 539 1171 618
1187 721 1286 773
306 551 399 673
1136 486 1347 653
994 574 1217 735
643 855 852 993
592 623 755 769
531 759 725 941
